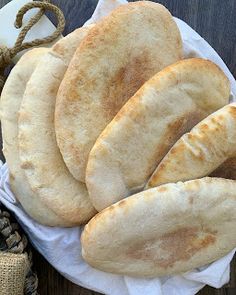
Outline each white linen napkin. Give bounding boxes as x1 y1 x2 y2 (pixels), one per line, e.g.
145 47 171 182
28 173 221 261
0 0 235 294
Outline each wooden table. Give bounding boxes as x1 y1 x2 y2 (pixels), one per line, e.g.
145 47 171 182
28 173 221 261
0 0 236 294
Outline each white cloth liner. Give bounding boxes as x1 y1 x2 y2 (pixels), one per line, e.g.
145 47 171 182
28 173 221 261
0 0 235 294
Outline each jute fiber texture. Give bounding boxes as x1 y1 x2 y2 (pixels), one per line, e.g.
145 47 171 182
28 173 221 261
0 252 29 295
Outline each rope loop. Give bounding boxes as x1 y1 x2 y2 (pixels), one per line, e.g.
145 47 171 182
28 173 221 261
0 0 65 92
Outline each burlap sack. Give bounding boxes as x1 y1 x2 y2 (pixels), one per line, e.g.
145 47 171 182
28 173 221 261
0 252 29 295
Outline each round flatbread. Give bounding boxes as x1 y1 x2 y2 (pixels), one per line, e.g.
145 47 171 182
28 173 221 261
18 28 96 226
147 103 236 188
86 58 230 211
55 1 183 182
81 177 236 277
0 48 69 226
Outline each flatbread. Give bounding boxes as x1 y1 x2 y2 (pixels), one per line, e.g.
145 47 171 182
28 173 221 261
86 58 230 211
18 28 96 226
81 177 236 277
0 48 69 226
55 1 183 182
147 103 236 188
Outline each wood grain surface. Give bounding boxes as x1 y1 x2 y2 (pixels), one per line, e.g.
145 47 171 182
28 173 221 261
0 0 236 294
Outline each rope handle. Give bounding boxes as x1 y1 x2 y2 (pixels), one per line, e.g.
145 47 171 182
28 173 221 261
0 0 65 92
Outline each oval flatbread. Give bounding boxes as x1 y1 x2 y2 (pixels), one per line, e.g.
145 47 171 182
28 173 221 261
18 28 96 226
0 48 68 226
81 177 236 277
147 103 236 188
86 58 230 211
55 1 183 182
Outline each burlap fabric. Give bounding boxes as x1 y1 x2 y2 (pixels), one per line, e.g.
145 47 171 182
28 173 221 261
0 253 29 295
0 204 39 294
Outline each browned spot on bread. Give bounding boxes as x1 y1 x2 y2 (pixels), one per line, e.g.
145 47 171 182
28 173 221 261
147 164 166 187
218 115 224 121
87 199 132 230
187 133 194 140
21 161 33 169
9 172 15 181
107 204 115 212
156 163 165 171
117 198 134 214
147 178 156 188
102 52 153 119
95 204 119 220
161 108 204 154
157 227 216 268
91 211 103 221
53 42 66 56
158 186 168 192
189 196 194 204
145 110 204 183
185 179 202 191
49 84 59 95
170 146 177 155
127 227 216 269
228 105 236 117
169 141 186 156
19 111 29 123
67 143 84 167
95 143 110 158
60 71 93 103
118 199 127 207
199 123 209 132
211 117 218 124
113 91 145 124
95 203 116 219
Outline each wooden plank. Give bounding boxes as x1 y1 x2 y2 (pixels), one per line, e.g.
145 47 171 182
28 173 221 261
0 0 8 6
33 249 101 295
48 0 99 34
33 248 236 295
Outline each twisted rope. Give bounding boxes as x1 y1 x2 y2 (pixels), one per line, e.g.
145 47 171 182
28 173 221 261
0 0 65 93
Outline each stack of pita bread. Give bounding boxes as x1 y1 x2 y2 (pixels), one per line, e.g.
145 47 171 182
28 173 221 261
0 1 235 278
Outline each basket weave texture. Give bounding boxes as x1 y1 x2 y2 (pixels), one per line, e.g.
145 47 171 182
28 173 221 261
0 252 28 295
0 205 38 295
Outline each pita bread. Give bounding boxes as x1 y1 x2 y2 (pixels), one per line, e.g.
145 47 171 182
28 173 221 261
55 1 183 182
86 58 230 211
0 48 69 226
18 28 96 226
147 103 236 188
81 177 236 277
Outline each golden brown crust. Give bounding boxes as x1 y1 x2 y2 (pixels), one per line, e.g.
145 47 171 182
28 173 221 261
86 58 230 211
0 48 71 226
55 1 183 182
147 103 236 188
81 177 236 277
18 29 96 226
